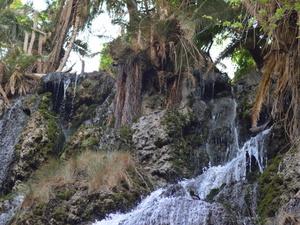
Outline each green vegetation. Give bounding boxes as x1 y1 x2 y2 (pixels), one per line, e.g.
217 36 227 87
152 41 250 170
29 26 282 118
232 48 256 82
206 184 226 202
258 156 284 223
100 44 114 75
62 125 102 158
38 92 60 155
119 125 134 150
162 110 209 176
162 110 191 138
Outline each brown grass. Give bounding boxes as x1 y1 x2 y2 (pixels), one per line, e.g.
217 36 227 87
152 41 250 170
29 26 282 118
22 151 136 207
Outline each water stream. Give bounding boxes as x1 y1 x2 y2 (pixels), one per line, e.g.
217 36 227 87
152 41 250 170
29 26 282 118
93 129 271 225
0 99 30 225
0 99 29 190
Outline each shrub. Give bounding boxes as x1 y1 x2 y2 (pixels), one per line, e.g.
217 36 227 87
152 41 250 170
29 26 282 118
23 151 136 207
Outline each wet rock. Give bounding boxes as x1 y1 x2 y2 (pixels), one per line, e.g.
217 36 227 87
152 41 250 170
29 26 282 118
234 70 270 144
132 110 209 186
215 182 259 225
0 96 36 193
41 71 115 129
206 97 239 165
0 195 24 225
4 93 63 192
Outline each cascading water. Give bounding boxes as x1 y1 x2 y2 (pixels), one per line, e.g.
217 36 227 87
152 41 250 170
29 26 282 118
0 195 24 225
0 99 29 190
43 72 81 139
93 129 271 225
205 97 242 166
0 99 30 225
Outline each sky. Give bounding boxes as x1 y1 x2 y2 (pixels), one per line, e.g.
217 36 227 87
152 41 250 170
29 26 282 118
22 0 236 78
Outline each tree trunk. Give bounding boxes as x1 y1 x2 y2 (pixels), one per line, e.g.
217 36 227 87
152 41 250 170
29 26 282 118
46 0 75 72
28 16 37 55
56 14 80 72
23 31 29 53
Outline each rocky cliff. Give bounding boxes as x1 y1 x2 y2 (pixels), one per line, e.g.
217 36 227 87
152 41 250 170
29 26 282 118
0 69 298 225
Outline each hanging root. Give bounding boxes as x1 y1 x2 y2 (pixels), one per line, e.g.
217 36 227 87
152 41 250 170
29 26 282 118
243 0 300 142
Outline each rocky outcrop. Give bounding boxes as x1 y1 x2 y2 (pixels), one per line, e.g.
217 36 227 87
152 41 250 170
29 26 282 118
41 72 115 130
11 166 151 225
0 96 39 193
1 67 296 225
62 125 102 158
259 146 300 225
3 93 63 193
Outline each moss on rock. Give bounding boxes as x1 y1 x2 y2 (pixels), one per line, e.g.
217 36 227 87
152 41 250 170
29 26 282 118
7 93 62 191
258 156 284 223
162 110 209 177
62 125 102 158
11 157 152 225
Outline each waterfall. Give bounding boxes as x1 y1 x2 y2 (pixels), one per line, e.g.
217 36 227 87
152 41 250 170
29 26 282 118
0 195 24 225
206 98 241 165
0 99 28 190
42 72 81 139
93 129 271 225
0 99 29 225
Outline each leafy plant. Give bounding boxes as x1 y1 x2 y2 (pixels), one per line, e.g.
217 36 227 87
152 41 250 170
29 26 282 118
231 48 256 82
100 43 114 74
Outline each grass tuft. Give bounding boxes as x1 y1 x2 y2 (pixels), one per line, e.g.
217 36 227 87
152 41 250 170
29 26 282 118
22 151 136 208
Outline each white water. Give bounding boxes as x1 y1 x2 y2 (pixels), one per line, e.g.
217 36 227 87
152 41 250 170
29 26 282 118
63 77 71 101
0 99 28 188
93 129 271 225
0 195 24 225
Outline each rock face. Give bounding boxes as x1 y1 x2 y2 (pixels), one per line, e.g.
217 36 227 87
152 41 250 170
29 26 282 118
2 93 63 193
41 72 115 130
132 111 176 185
131 108 206 185
1 68 299 225
10 167 151 225
262 147 300 225
0 96 37 193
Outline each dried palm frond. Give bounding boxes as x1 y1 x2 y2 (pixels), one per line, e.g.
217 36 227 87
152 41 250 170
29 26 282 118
243 0 300 141
6 65 36 96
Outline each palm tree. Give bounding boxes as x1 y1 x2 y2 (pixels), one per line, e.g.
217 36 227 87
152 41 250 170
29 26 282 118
242 0 300 141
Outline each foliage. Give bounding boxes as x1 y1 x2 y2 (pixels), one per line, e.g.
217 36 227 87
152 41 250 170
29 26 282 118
231 48 256 82
100 43 114 74
162 110 209 177
206 183 226 202
242 0 300 141
258 156 284 223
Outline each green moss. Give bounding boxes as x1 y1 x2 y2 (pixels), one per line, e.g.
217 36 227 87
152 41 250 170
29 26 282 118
82 137 99 148
38 92 60 155
0 192 15 201
33 203 45 216
119 125 133 141
206 183 226 202
53 206 67 221
56 190 74 201
71 104 97 129
24 94 38 109
119 125 134 150
162 110 190 138
81 79 92 88
240 98 252 119
258 156 284 223
162 110 209 177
